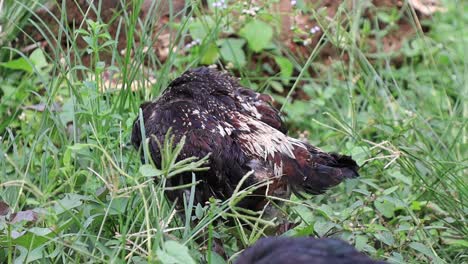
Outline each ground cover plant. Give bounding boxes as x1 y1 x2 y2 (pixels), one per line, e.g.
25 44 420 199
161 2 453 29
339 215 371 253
0 0 466 263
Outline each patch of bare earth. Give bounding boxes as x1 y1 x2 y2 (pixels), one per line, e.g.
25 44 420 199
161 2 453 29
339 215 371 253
16 0 445 94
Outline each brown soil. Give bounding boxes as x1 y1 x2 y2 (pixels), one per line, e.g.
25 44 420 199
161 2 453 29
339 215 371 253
20 0 186 66
18 0 443 70
282 0 440 67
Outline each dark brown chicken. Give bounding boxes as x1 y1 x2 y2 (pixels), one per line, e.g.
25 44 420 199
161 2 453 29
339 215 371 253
131 67 359 209
235 237 387 264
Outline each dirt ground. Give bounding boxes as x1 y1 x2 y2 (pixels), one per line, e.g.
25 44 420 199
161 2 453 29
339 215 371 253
19 0 444 70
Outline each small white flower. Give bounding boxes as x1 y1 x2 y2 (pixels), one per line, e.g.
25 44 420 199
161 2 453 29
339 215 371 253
242 5 259 16
303 38 312 46
59 56 66 66
19 112 26 121
310 25 321 34
291 0 297 6
184 43 193 50
212 0 228 9
185 38 203 50
404 110 415 117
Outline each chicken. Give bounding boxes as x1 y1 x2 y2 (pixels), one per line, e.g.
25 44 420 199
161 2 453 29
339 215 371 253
235 237 387 264
131 67 359 210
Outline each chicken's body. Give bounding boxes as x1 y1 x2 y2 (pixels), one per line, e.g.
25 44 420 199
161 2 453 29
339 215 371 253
235 237 387 264
131 67 359 209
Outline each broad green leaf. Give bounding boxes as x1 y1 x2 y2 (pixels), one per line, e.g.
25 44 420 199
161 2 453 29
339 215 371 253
374 231 395 246
292 204 314 222
274 56 293 84
207 251 227 264
63 148 72 167
376 11 395 24
8 219 73 251
59 98 75 125
292 224 315 237
284 100 312 123
195 203 204 219
269 80 284 93
9 228 52 249
409 242 443 263
240 20 273 52
313 221 335 237
411 200 423 211
139 164 163 177
29 49 48 69
200 43 219 65
387 252 405 263
68 144 88 151
382 186 399 195
157 251 180 264
0 48 47 73
54 198 82 215
53 194 91 214
444 238 468 248
219 38 246 67
189 16 216 40
389 171 412 185
354 235 368 251
316 204 333 219
108 197 130 215
374 198 395 218
0 57 32 73
157 240 196 264
14 246 44 264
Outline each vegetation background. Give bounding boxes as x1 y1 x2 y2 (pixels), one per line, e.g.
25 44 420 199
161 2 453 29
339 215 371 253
0 0 466 263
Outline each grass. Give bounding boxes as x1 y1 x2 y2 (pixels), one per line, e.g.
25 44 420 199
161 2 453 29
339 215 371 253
0 0 466 263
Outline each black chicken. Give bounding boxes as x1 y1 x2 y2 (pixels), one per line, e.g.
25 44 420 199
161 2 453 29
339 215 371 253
131 67 359 210
235 237 387 264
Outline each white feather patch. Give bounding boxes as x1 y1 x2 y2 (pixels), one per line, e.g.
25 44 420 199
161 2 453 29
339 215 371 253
233 113 307 176
241 102 263 119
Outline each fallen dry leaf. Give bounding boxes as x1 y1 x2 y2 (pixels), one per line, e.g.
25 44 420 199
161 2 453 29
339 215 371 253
10 210 39 224
409 0 447 15
0 201 10 216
